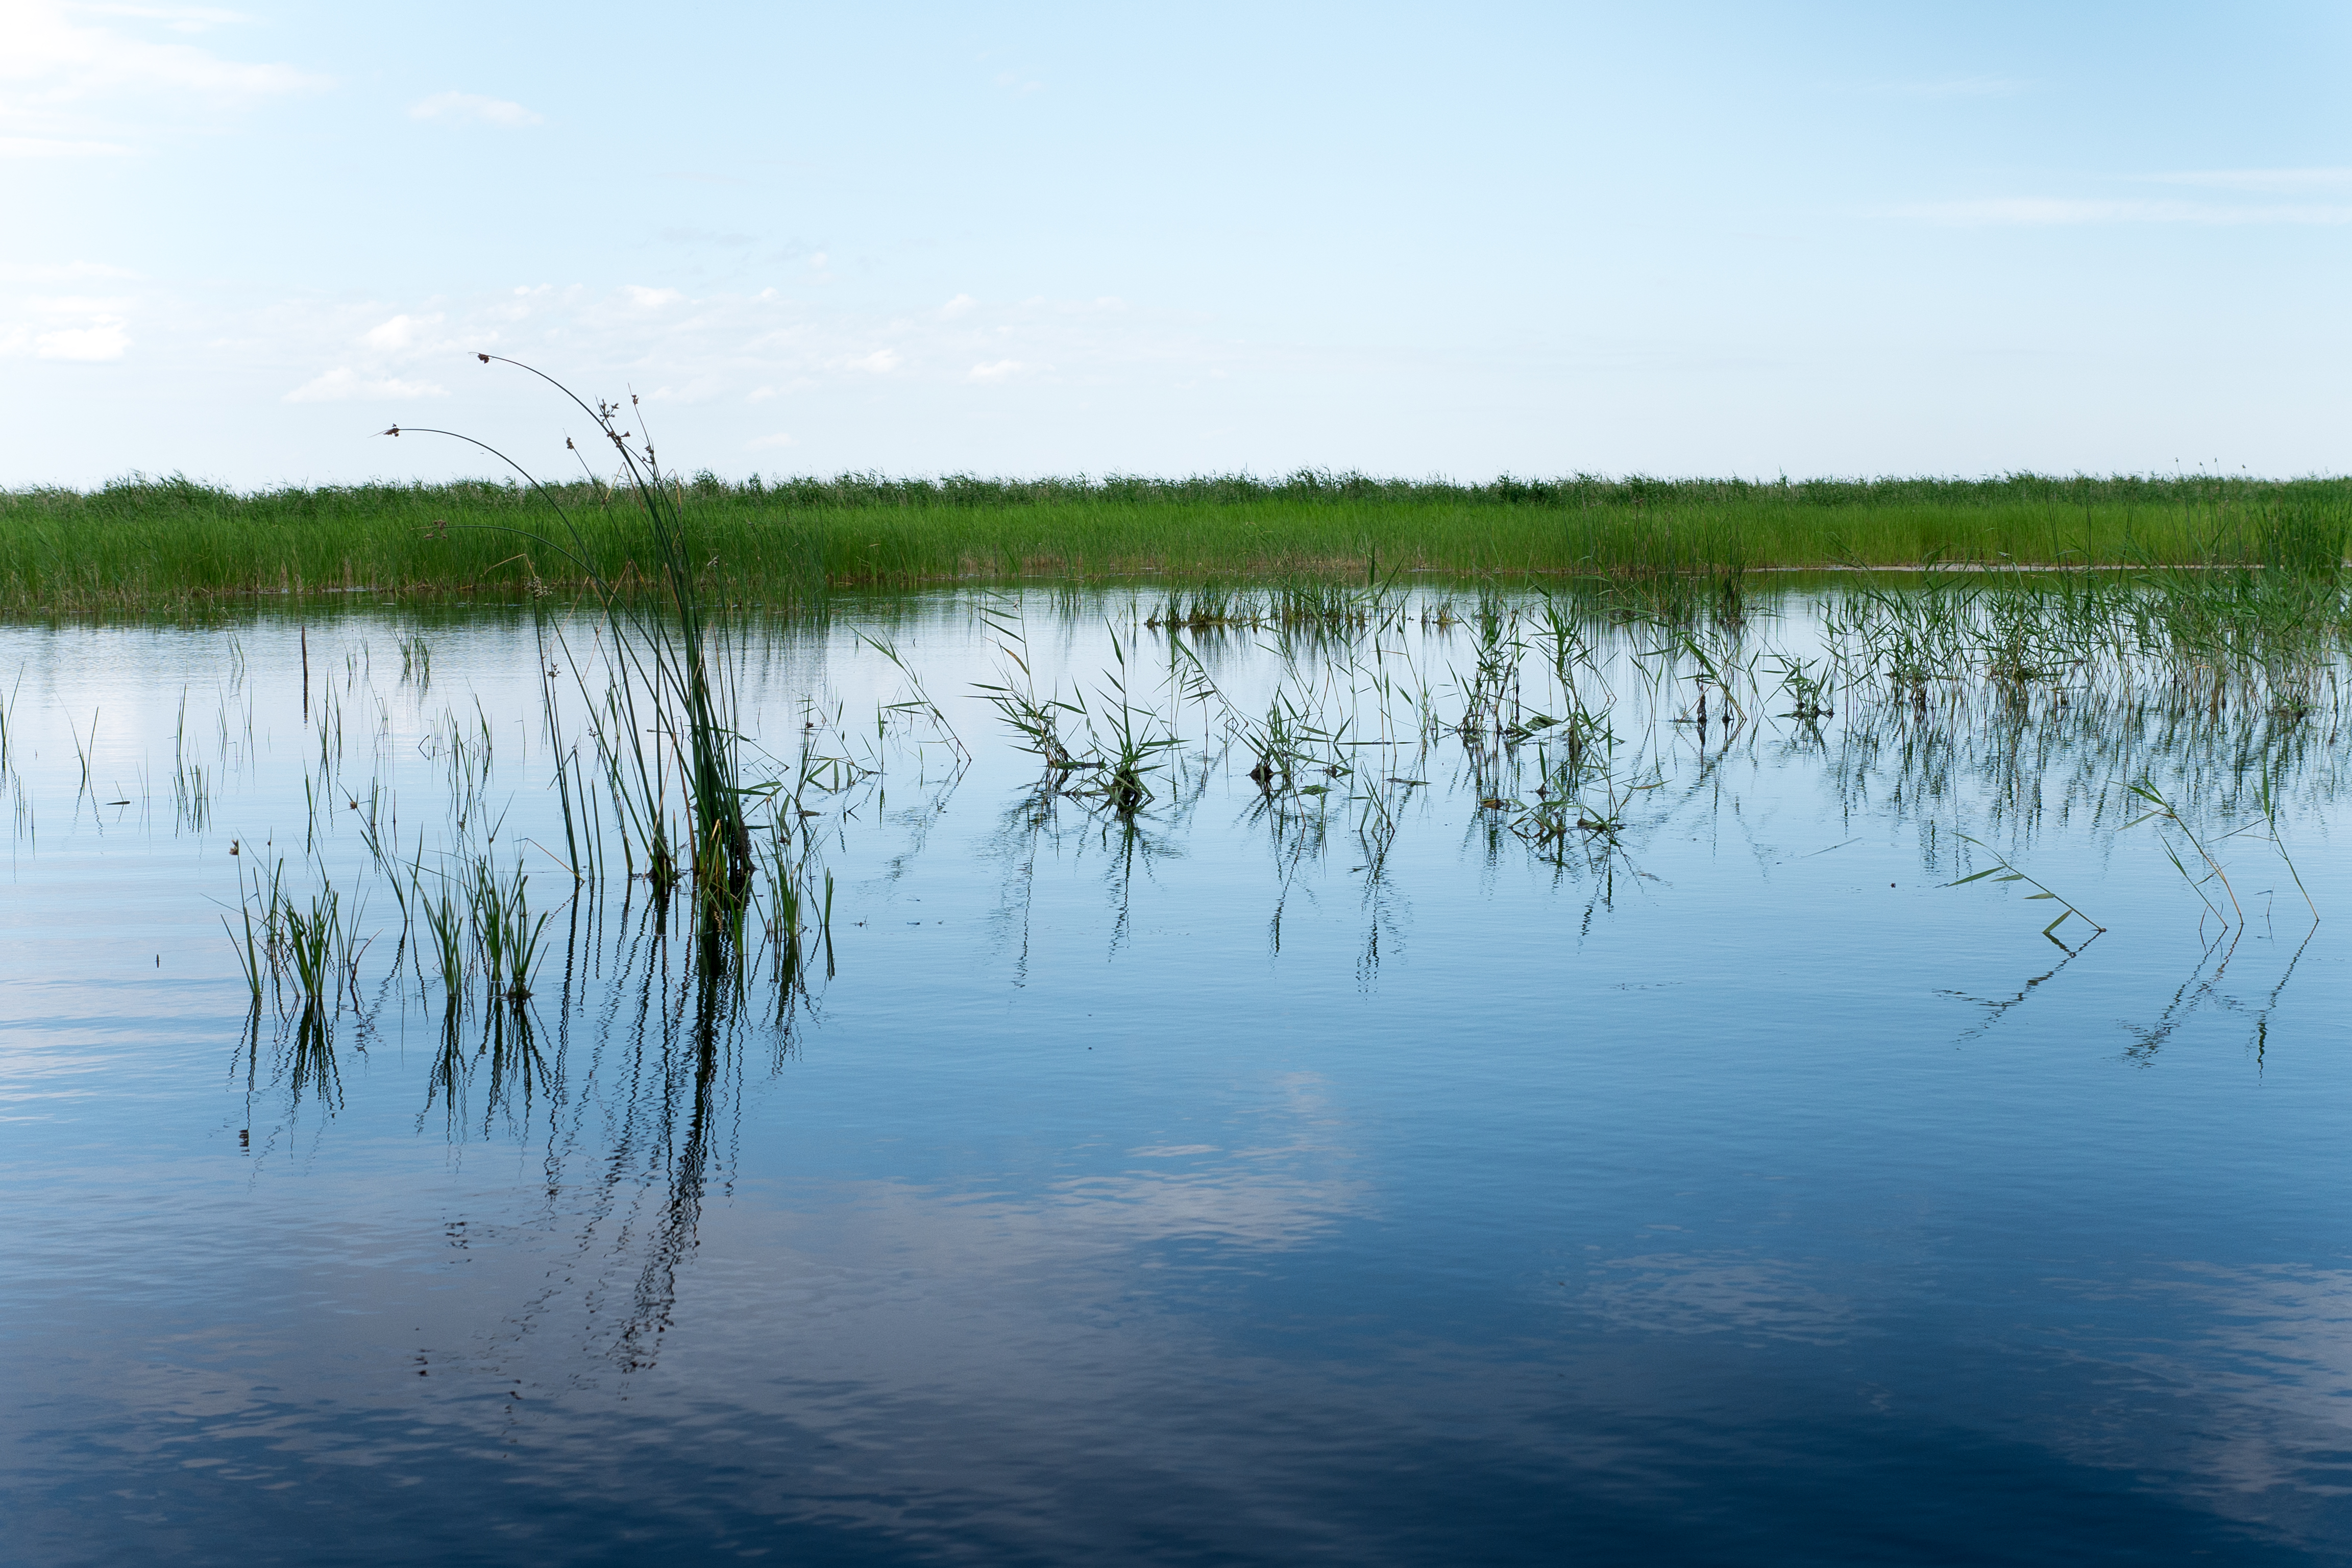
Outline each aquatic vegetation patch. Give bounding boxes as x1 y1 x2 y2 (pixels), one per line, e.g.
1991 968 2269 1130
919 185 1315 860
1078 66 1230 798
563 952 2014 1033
6 469 2350 611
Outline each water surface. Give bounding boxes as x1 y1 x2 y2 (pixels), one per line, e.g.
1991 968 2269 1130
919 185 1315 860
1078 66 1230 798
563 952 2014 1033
5 587 2349 1564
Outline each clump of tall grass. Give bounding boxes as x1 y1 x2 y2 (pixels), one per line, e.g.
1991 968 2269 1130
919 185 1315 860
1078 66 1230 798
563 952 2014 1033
218 857 375 1027
978 601 1174 812
471 856 549 1003
421 878 469 1006
1453 600 1527 742
390 358 756 947
280 888 342 1016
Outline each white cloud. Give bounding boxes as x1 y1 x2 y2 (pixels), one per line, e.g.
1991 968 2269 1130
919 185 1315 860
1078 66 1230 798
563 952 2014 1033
72 4 252 31
284 367 447 402
623 285 682 309
938 292 977 319
748 431 797 449
0 0 324 167
408 91 542 128
0 135 133 156
0 259 137 281
642 379 732 404
361 311 439 351
0 0 329 109
33 292 133 314
1896 198 2352 226
133 281 1223 451
35 316 129 359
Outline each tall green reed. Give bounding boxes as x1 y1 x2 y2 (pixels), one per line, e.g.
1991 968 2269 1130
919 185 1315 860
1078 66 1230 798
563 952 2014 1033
389 358 756 942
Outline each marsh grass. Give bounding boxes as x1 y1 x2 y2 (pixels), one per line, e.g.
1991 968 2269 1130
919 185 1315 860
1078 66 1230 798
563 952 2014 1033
421 877 469 1005
389 360 760 941
471 857 549 1003
979 600 1178 812
279 886 341 1016
124 478 2352 1135
134 566 2347 1164
10 471 2352 612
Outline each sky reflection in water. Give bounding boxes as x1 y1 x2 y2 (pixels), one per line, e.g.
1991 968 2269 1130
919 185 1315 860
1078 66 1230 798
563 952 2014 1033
3 588 2350 1564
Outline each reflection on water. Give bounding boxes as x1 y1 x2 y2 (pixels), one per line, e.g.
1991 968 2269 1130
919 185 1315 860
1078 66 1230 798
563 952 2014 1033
1586 1253 1858 1345
5 584 2352 1563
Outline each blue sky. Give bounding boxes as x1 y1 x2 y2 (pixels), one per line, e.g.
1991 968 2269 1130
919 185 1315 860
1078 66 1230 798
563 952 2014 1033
4 1 2349 485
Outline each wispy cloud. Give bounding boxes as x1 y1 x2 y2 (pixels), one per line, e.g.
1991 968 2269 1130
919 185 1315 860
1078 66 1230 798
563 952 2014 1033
0 260 138 281
33 292 134 314
1899 166 2352 227
1 292 137 360
241 283 1221 434
360 311 441 352
658 226 755 248
2148 168 2352 194
408 91 542 128
34 316 129 359
71 3 252 32
1 0 329 109
0 135 133 157
1896 197 2352 226
284 367 447 403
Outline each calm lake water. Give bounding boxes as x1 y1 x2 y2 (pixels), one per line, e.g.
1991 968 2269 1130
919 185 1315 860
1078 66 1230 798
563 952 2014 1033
4 587 2349 1564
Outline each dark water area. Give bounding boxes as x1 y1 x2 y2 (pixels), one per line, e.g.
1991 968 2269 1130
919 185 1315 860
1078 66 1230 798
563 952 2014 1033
5 589 2350 1564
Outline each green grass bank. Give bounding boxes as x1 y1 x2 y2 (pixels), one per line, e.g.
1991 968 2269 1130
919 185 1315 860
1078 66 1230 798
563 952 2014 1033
5 471 2348 611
